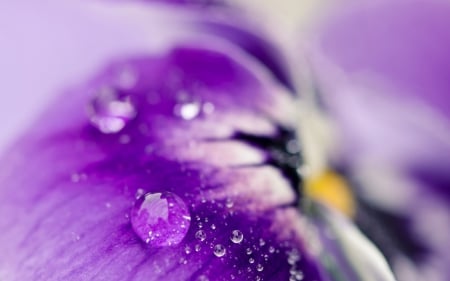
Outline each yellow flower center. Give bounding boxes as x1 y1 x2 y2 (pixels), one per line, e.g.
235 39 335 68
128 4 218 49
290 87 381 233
304 170 356 218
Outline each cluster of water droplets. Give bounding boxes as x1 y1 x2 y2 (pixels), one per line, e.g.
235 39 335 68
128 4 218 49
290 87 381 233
85 68 308 279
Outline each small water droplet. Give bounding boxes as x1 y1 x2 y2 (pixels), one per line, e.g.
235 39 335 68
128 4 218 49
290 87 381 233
246 248 253 255
196 275 209 281
259 238 266 247
135 188 145 199
88 86 136 134
70 173 80 183
268 246 275 253
210 224 216 230
225 198 234 208
119 134 131 144
256 264 264 272
195 244 201 252
213 244 226 257
195 230 206 241
290 269 304 281
230 230 243 244
185 245 192 254
176 101 201 120
249 258 255 264
130 192 191 246
287 249 301 265
202 102 215 115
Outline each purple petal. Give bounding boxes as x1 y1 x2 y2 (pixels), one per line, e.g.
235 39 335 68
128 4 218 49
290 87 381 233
310 1 450 280
311 0 450 196
0 4 323 280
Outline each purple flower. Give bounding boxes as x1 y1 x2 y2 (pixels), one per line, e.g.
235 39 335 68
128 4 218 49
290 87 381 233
0 1 398 281
310 0 450 280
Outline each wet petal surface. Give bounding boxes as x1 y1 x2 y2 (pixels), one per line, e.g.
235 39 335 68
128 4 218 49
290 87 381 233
0 37 321 281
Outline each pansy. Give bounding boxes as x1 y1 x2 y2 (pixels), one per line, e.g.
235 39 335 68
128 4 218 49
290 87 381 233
308 0 450 280
0 1 400 281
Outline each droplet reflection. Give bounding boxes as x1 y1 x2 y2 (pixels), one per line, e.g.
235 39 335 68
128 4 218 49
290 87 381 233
130 192 191 246
88 86 136 134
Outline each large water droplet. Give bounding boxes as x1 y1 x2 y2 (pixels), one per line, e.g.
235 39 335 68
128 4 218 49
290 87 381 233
213 244 226 257
130 192 191 246
230 230 243 244
88 86 136 134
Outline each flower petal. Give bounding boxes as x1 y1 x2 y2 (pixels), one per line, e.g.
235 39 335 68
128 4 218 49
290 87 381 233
0 4 322 280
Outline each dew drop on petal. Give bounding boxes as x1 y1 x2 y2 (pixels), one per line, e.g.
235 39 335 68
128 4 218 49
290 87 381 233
130 192 191 246
88 86 136 134
246 248 253 255
249 258 255 264
176 101 201 120
213 244 226 257
202 102 215 115
256 264 264 272
195 230 206 241
196 275 209 281
230 230 243 244
259 238 266 247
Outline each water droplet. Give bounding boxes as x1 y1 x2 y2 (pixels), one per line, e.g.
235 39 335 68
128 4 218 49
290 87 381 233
287 249 301 265
176 101 201 120
195 244 201 252
249 258 255 264
268 246 275 253
70 173 79 183
290 269 304 281
210 224 216 230
135 188 145 199
202 102 215 115
246 248 253 255
196 275 209 281
88 86 136 134
213 244 226 257
130 192 191 246
195 230 206 241
185 245 192 254
259 238 266 247
256 264 264 272
225 198 234 208
119 134 131 144
230 230 243 244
